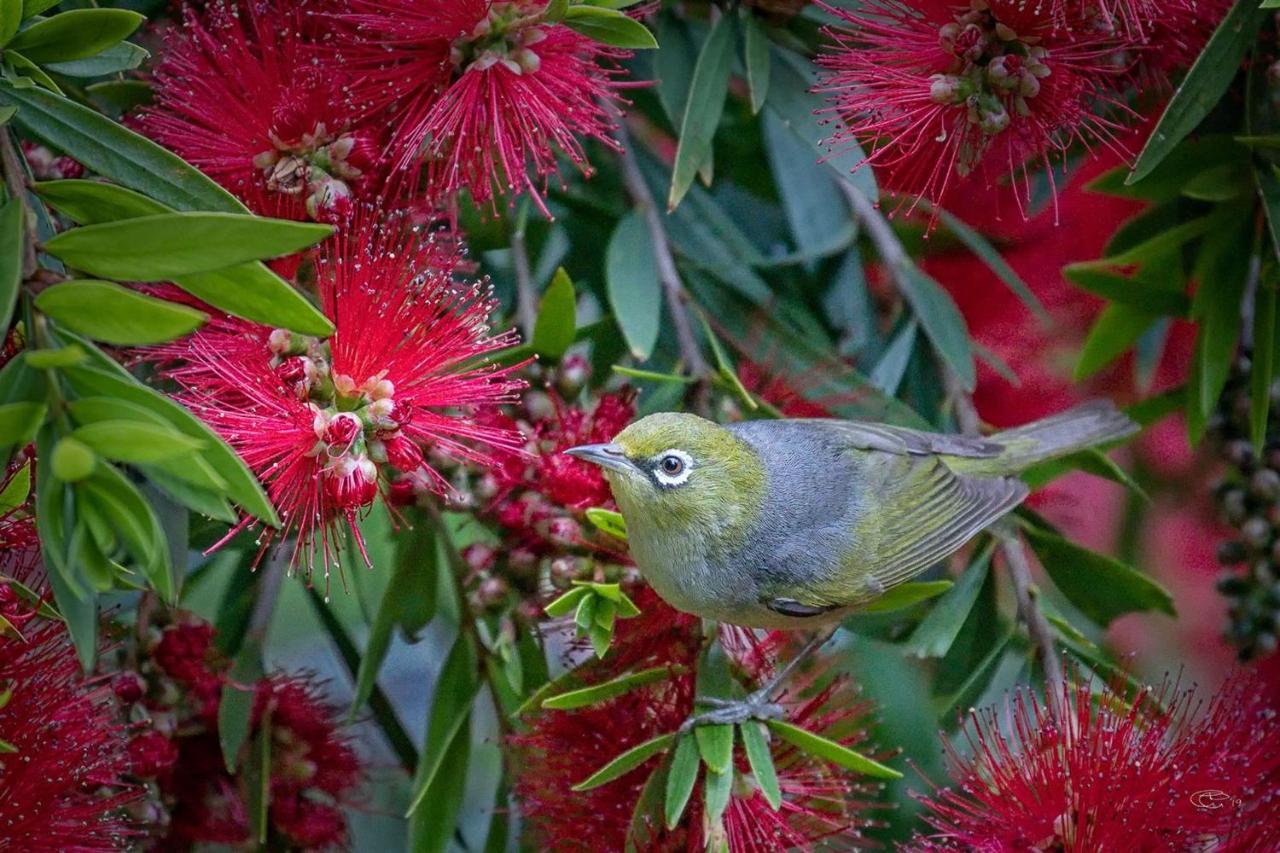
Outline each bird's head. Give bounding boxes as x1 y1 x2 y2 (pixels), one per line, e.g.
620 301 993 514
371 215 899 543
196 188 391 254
565 412 765 538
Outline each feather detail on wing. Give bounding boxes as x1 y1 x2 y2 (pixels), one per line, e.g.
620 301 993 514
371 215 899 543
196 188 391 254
809 419 1004 459
798 455 1026 609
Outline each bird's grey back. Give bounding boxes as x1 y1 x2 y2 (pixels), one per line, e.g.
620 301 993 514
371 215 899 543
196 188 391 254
721 420 870 592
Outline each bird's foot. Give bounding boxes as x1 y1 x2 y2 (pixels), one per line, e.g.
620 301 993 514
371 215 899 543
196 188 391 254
679 689 784 733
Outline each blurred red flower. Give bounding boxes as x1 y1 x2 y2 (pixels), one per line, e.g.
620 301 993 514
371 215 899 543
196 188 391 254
336 0 630 213
0 618 137 850
910 673 1280 851
136 218 524 584
139 0 386 221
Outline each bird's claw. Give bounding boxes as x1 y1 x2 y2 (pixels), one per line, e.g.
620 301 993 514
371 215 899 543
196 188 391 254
680 690 784 733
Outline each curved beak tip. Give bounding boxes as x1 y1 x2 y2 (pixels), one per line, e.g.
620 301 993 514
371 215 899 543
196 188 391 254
564 443 633 473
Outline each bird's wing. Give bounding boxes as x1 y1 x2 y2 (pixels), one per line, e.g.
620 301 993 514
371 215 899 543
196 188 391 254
805 418 1005 459
787 453 1026 610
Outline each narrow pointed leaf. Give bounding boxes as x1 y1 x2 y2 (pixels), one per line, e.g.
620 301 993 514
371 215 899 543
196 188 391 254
36 280 207 344
740 722 781 810
573 732 677 791
694 723 734 775
669 14 734 210
664 734 700 829
0 198 22 333
7 9 143 63
765 720 902 779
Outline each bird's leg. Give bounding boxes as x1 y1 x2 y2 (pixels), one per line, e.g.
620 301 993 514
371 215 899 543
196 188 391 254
679 627 837 733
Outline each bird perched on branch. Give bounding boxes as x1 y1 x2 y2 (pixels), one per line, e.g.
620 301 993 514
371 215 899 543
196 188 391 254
567 401 1137 725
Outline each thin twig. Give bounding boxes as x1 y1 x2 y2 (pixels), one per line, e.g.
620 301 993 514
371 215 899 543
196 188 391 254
613 118 711 383
511 198 538 339
0 129 38 280
943 368 1065 714
245 543 289 647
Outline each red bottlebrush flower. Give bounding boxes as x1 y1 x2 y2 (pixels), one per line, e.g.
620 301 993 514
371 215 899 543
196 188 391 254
135 218 525 585
512 590 882 851
138 0 385 221
0 618 138 850
815 0 1138 212
337 0 629 213
909 673 1280 851
257 675 362 801
128 730 180 780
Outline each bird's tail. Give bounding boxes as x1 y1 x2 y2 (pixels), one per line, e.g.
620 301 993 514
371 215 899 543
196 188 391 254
957 401 1139 477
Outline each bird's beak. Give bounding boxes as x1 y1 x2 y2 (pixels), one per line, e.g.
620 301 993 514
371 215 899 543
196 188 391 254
564 442 635 475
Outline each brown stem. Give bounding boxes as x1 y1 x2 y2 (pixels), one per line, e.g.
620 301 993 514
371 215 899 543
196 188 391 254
945 355 1065 716
511 201 538 340
613 119 711 385
245 543 290 648
0 129 38 280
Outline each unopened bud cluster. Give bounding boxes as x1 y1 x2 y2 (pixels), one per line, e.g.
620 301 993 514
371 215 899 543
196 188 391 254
440 358 640 625
450 2 549 77
268 329 426 516
929 1 1052 158
1209 353 1280 659
254 122 375 220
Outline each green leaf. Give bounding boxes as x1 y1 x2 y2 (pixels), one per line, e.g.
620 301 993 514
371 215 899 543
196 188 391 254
859 580 953 614
869 320 917 395
0 105 13 125
350 521 438 716
405 632 480 817
1254 280 1279 451
0 84 245 213
544 585 590 618
176 263 334 337
605 211 661 360
669 13 734 210
61 363 279 525
1021 448 1147 499
81 463 173 600
5 51 62 93
0 0 20 44
408 711 471 853
33 181 332 336
739 721 781 810
1128 0 1265 184
218 636 264 771
34 178 167 223
36 280 207 344
71 419 204 463
43 213 331 281
531 267 576 359
7 9 143 63
562 6 657 48
43 40 147 78
0 401 44 446
0 197 22 333
573 732 677 791
1021 523 1175 625
585 506 627 540
51 435 95 481
765 720 901 779
762 111 852 262
1063 263 1190 316
1075 303 1160 381
694 722 734 775
898 264 975 390
542 665 682 711
703 762 733 830
922 202 1048 322
1186 206 1252 442
20 0 58 18
0 457 28 511
84 79 152 117
904 551 992 659
741 12 770 114
664 734 700 829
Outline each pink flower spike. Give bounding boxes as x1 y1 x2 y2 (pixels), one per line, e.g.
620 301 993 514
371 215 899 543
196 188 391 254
135 216 526 588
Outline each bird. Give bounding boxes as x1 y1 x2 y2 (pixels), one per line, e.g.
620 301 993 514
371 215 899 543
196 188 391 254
566 401 1137 727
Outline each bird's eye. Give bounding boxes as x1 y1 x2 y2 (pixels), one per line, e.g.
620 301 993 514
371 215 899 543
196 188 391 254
652 450 692 487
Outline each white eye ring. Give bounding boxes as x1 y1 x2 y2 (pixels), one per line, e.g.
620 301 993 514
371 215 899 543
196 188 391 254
653 449 693 487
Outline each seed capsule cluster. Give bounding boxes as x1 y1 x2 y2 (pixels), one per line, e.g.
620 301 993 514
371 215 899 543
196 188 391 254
1210 353 1280 659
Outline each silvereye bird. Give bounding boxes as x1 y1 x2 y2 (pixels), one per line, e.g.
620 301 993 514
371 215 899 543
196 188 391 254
566 401 1137 629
